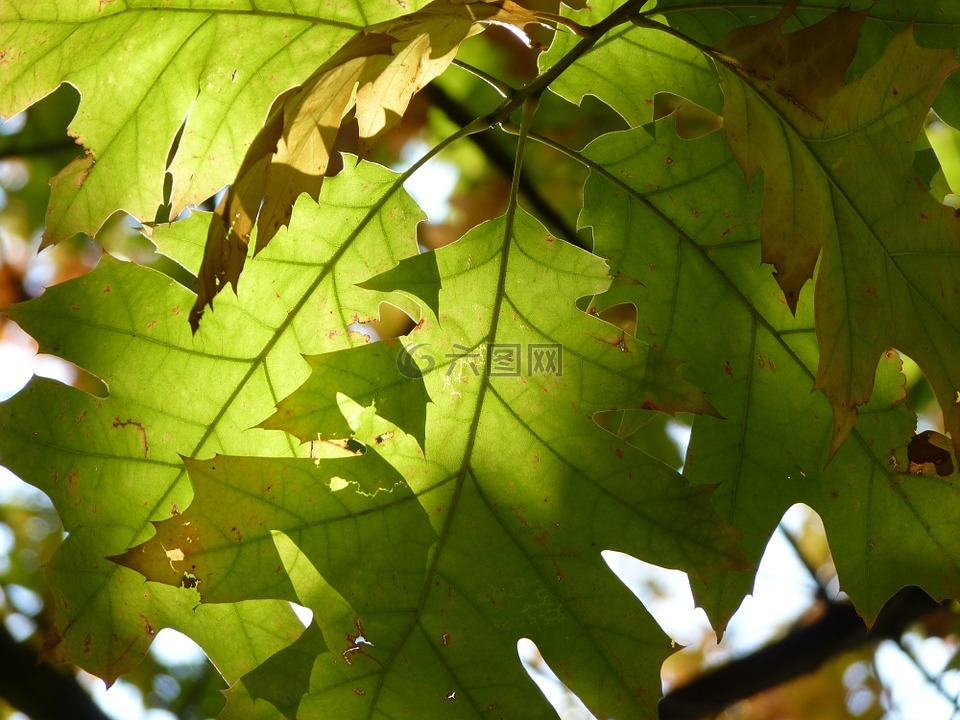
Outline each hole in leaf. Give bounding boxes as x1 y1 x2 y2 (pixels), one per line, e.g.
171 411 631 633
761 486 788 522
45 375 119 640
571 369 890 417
897 350 940 433
517 638 594 719
592 410 691 472
653 92 724 140
348 302 417 344
288 602 313 628
597 302 637 337
153 111 190 223
328 475 350 492
924 112 960 203
148 628 208 667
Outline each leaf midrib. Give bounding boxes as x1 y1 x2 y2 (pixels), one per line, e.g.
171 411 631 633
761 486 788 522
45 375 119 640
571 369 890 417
534 132 960 581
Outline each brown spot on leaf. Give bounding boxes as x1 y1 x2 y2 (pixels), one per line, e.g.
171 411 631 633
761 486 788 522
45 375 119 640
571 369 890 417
554 559 567 582
139 613 156 637
112 417 148 457
66 469 80 496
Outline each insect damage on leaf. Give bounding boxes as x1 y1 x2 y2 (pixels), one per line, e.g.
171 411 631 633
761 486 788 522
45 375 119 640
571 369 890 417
908 430 955 477
713 1 960 462
190 0 540 331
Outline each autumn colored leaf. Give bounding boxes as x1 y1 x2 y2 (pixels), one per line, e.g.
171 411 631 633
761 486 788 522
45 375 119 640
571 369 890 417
712 2 960 460
0 1 430 245
192 0 541 330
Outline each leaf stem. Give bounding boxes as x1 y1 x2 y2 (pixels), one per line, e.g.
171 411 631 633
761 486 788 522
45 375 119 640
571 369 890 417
532 11 592 38
481 0 652 127
506 96 540 211
629 14 719 59
450 59 514 98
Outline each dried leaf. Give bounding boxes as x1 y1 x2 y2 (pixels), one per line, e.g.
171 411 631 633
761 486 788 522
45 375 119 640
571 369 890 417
191 0 540 331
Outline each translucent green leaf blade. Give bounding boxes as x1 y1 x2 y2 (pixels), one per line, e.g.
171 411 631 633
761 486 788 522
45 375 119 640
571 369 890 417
581 118 960 624
109 205 743 717
260 340 431 450
0 159 423 679
307 209 743 717
0 1 423 242
540 0 722 126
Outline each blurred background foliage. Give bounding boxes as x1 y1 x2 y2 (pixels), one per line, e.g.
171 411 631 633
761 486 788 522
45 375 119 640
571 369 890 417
2 12 960 720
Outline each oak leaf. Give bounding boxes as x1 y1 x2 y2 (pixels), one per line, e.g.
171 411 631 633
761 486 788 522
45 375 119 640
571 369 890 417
191 0 540 330
715 2 960 459
120 201 744 717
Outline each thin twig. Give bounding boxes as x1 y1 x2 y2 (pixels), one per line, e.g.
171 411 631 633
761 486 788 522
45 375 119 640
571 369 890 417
779 525 831 602
423 84 585 247
895 636 960 717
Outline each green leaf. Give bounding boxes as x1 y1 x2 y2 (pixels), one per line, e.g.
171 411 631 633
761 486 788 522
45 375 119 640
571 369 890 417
357 251 443 320
579 116 960 624
712 4 960 461
128 203 744 717
259 341 431 450
0 158 425 679
540 0 723 126
240 531 348 716
0 0 424 244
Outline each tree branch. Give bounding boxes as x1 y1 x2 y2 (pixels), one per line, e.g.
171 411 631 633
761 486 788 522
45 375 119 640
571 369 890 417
659 586 944 720
0 620 111 720
423 83 586 247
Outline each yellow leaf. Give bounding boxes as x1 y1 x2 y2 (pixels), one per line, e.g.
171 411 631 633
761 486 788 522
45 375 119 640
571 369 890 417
191 0 540 331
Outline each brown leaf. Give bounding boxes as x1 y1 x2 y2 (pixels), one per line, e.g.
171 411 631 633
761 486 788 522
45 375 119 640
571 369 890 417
190 0 540 331
714 4 960 462
715 0 870 313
